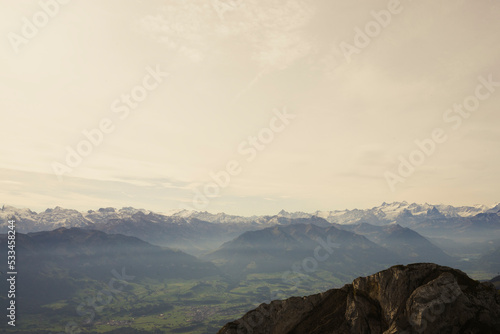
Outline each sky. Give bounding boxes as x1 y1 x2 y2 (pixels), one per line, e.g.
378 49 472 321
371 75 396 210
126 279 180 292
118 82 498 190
0 0 499 215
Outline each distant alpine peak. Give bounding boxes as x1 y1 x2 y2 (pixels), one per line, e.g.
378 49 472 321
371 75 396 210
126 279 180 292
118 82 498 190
162 208 194 216
277 209 288 215
162 201 498 225
1 201 499 230
486 203 500 213
276 209 311 219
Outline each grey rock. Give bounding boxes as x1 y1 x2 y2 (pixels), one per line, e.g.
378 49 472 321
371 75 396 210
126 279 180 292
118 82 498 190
218 263 500 334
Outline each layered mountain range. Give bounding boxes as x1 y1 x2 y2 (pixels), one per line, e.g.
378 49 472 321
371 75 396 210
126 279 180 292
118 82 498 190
0 228 219 314
2 202 499 258
1 202 500 333
2 201 499 231
169 201 500 224
1 202 500 261
203 223 401 278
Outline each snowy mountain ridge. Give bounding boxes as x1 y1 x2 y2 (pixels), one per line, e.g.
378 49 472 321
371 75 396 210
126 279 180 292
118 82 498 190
1 201 498 231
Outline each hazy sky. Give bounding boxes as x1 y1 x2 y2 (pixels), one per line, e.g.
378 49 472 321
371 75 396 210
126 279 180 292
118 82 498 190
1 0 499 215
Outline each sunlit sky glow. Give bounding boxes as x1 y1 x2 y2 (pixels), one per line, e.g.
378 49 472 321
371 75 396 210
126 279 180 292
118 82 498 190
1 0 499 215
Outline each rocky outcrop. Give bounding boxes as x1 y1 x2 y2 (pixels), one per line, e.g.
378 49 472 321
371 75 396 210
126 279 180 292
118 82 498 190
217 263 500 334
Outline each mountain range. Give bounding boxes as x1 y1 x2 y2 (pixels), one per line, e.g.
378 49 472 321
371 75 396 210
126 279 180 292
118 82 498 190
3 201 499 231
2 202 500 256
1 202 500 333
337 222 455 264
169 201 500 224
203 222 401 279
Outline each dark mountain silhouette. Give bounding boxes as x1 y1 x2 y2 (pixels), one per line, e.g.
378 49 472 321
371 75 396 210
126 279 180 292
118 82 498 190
0 228 219 313
337 222 455 265
203 223 401 278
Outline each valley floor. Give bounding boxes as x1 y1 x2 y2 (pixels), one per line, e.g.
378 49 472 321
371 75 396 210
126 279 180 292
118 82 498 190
3 266 498 334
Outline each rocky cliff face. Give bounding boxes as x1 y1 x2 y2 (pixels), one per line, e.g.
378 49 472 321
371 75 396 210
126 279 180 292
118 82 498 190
217 263 500 334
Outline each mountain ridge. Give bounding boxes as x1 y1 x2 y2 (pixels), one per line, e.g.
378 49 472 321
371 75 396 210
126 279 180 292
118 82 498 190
2 202 499 258
203 222 403 280
217 263 500 334
2 201 499 229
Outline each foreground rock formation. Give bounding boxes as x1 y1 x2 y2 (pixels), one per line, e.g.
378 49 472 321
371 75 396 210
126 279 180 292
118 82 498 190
218 263 500 334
